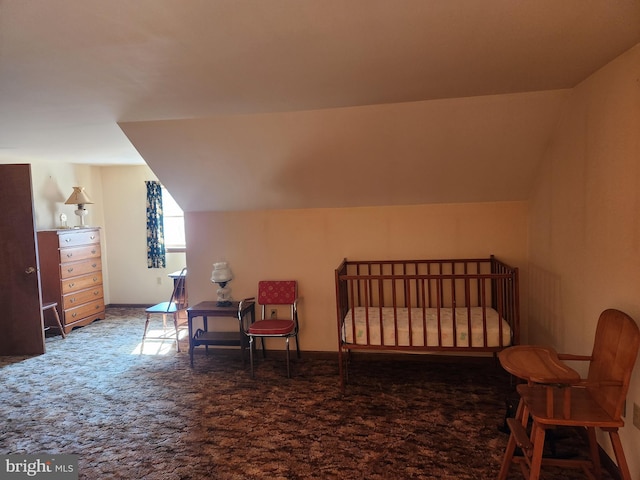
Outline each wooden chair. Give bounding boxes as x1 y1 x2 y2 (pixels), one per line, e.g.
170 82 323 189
498 308 640 480
142 267 187 353
42 301 66 338
244 280 300 378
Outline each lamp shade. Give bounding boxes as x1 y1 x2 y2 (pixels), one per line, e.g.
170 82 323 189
211 262 233 283
64 187 93 205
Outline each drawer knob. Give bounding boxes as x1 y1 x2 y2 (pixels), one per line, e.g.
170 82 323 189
66 253 73 258
93 277 98 281
65 238 71 243
90 235 95 240
72 313 77 318
91 249 96 254
94 291 99 296
92 263 97 268
70 298 76 303
68 283 75 288
67 267 74 273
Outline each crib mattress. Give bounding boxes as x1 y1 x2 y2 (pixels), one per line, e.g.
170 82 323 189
342 306 512 348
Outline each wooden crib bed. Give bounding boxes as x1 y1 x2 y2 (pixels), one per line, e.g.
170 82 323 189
335 256 520 391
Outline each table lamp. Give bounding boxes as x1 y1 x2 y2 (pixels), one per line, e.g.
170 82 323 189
211 262 233 306
64 186 94 227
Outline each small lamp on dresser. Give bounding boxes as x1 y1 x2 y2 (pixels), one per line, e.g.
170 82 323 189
64 186 94 227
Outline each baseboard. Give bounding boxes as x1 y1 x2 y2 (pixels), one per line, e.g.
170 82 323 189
254 351 497 364
343 350 497 364
107 304 150 309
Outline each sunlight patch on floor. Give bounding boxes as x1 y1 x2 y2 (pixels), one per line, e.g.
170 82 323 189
132 328 189 355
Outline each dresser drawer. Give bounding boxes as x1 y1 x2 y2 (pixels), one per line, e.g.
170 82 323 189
64 299 105 324
62 286 104 310
58 229 100 248
60 258 102 279
59 244 101 264
61 272 103 294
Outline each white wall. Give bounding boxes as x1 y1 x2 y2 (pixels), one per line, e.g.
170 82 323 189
528 43 640 475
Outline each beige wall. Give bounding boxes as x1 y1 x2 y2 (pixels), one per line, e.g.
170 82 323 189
28 162 186 306
29 161 111 302
528 43 640 473
27 159 529 349
99 165 186 304
30 161 103 231
185 202 528 352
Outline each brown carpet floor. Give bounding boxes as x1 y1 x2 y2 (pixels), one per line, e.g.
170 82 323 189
0 308 610 479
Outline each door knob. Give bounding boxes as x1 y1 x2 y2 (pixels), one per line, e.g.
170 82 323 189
25 266 36 274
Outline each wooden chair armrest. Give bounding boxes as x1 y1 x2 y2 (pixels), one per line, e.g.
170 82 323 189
577 380 623 388
557 353 592 362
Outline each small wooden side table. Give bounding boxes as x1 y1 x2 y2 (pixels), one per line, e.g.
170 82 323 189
187 300 255 367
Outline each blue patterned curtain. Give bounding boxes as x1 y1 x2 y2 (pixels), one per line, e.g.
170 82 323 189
146 181 166 268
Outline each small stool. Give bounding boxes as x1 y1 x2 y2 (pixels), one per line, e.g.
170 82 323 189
42 302 66 338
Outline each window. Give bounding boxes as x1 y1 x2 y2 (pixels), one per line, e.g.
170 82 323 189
162 186 186 251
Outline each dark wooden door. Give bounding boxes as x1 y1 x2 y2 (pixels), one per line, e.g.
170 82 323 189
0 164 45 355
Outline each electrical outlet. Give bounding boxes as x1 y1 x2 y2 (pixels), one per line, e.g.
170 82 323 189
270 309 277 319
633 402 640 430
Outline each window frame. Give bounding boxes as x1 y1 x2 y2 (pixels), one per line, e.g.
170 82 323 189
161 186 186 252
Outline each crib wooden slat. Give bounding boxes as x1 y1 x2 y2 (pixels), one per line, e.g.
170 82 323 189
335 256 520 392
481 278 489 347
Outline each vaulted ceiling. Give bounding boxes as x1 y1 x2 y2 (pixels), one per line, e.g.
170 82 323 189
2 1 639 210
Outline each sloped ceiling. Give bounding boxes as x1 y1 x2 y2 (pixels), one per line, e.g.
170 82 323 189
121 91 568 211
2 1 640 210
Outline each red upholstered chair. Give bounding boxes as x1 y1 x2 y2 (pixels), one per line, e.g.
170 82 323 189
246 280 300 378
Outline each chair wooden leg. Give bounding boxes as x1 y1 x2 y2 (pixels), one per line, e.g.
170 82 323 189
608 429 632 480
49 304 66 338
586 427 601 479
498 428 518 480
528 423 546 480
498 398 525 480
141 313 151 353
172 313 180 352
42 302 66 338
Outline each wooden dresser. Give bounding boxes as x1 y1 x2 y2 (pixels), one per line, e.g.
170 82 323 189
37 227 105 334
